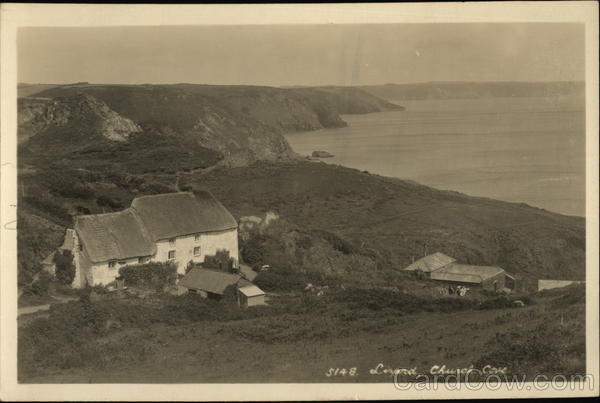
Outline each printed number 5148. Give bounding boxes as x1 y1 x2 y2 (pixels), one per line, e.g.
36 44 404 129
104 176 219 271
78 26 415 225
325 367 358 377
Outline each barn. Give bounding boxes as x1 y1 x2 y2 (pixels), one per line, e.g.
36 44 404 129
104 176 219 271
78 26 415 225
430 263 506 292
404 252 509 292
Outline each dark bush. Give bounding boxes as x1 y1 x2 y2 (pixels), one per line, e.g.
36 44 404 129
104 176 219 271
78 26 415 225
239 231 267 266
96 195 123 209
311 229 354 255
54 249 75 286
203 249 235 272
254 269 307 292
119 262 177 290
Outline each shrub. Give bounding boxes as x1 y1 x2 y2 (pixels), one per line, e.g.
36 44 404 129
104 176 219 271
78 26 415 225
96 195 123 209
311 229 354 254
254 269 307 292
119 262 177 290
239 230 267 266
203 249 235 272
54 249 75 286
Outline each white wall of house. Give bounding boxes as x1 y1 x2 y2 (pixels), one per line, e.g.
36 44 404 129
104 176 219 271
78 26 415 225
89 256 142 286
154 229 239 275
74 228 239 285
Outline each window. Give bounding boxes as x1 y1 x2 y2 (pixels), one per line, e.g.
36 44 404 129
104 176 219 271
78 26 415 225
194 246 201 256
194 234 200 242
168 250 176 260
138 256 149 264
118 260 126 265
169 238 176 245
108 260 116 268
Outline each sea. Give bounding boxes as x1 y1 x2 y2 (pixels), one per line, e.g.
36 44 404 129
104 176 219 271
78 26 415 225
284 96 586 217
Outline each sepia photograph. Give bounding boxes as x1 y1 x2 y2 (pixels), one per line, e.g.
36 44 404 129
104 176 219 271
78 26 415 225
1 2 598 401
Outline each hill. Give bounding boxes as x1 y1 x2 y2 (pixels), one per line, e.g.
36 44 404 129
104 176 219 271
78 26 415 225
361 81 585 101
19 84 401 167
181 161 585 281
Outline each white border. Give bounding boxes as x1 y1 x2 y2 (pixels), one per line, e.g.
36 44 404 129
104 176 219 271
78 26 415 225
1 2 598 401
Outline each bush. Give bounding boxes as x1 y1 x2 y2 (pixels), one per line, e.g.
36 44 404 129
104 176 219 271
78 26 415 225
203 249 235 272
239 230 267 266
311 229 354 254
96 195 123 209
119 262 177 290
54 249 75 286
254 269 307 292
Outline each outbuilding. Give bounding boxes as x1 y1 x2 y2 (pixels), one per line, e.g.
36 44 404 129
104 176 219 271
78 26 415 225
430 263 506 292
403 252 456 279
178 268 241 299
237 285 266 308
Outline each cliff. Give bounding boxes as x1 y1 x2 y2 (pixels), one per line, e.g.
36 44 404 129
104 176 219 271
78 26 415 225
19 84 402 167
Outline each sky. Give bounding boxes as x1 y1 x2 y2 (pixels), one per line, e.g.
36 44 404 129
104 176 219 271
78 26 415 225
18 23 585 86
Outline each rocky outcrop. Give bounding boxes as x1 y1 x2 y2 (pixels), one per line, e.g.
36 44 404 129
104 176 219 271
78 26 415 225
18 94 141 146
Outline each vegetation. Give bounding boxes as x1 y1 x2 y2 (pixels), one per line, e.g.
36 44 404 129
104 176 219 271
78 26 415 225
54 249 75 285
18 283 585 382
202 250 235 273
118 262 177 290
15 83 587 383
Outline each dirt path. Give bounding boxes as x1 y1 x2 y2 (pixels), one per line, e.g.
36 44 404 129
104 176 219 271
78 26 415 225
18 304 51 316
18 293 77 317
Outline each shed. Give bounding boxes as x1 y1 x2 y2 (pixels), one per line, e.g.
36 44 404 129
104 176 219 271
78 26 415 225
179 268 241 299
238 285 266 308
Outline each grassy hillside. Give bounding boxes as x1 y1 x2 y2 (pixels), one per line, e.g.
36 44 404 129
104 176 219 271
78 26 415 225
362 81 585 101
18 283 585 382
182 161 585 281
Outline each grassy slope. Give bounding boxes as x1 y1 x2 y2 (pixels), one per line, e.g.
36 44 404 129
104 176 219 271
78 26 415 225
19 285 585 383
182 161 585 281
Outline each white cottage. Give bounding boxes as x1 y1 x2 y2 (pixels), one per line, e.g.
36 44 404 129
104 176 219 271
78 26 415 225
69 191 239 287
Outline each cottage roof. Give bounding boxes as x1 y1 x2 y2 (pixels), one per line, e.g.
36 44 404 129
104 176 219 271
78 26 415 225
131 191 237 241
75 209 155 263
239 264 258 281
404 252 456 272
238 285 265 297
431 263 504 283
179 268 241 295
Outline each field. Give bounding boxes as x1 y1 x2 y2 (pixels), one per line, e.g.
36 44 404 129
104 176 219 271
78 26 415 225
18 284 585 383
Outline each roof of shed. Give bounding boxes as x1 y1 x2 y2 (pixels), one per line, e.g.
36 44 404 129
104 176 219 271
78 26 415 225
431 263 504 283
239 264 258 281
404 252 456 272
441 263 504 279
239 285 265 297
131 191 237 241
430 271 483 284
179 268 241 295
75 209 155 263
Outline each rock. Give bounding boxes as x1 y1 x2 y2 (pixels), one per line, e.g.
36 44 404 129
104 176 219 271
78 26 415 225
312 150 334 158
